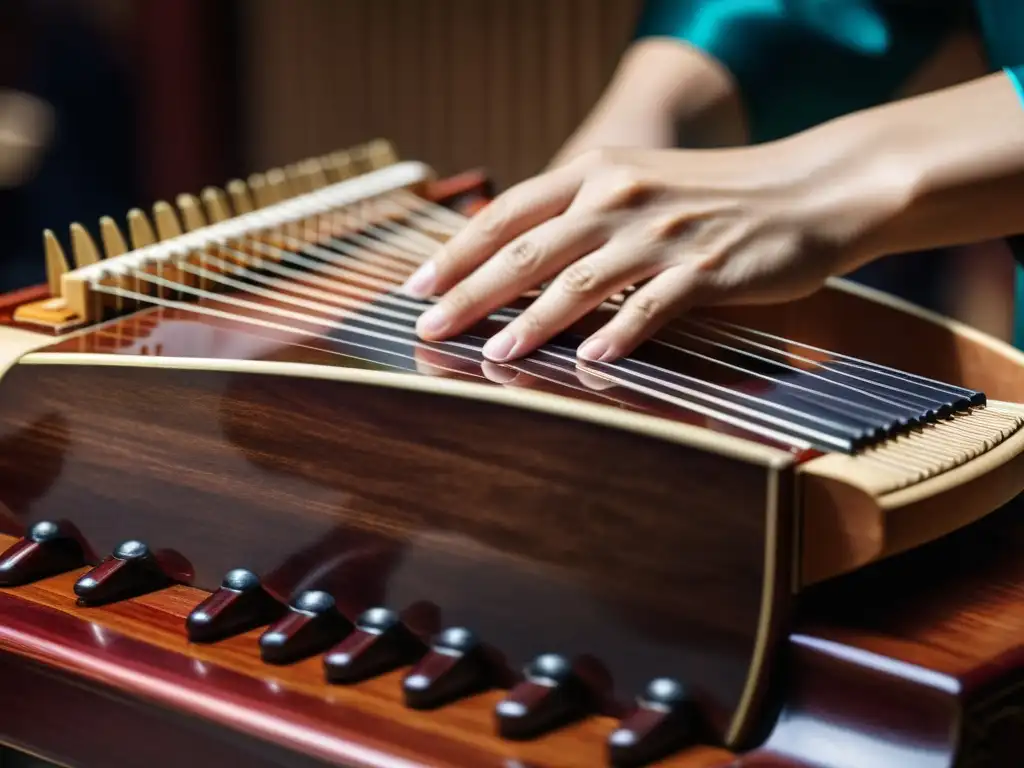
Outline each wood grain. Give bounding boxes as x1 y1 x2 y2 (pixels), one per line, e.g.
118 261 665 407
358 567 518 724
0 359 789 749
0 543 736 768
2 494 1024 766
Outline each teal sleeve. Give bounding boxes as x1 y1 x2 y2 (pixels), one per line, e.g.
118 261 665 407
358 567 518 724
1007 65 1024 104
633 0 959 143
1006 66 1024 350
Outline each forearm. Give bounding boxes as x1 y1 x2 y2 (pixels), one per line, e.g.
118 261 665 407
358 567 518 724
549 38 743 168
800 72 1024 264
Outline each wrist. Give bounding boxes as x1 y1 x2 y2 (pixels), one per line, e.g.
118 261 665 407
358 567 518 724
791 73 1024 261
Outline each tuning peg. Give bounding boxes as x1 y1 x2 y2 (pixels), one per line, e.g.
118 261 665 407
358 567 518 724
152 201 183 241
186 568 285 643
402 626 491 710
608 678 701 768
324 607 427 684
176 194 208 232
0 521 86 587
74 540 171 607
70 223 102 269
127 209 157 249
42 230 70 298
226 180 254 214
259 590 353 665
201 187 231 223
496 653 595 740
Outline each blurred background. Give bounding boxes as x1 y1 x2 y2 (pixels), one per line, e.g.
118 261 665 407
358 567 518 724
0 0 1017 341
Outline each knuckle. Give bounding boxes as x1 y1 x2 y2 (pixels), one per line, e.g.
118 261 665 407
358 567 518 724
647 212 690 242
599 169 655 210
502 238 543 275
628 294 663 322
558 260 600 295
476 200 513 240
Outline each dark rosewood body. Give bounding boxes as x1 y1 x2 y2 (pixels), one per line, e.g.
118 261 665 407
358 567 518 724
1 497 1023 767
2 171 1023 768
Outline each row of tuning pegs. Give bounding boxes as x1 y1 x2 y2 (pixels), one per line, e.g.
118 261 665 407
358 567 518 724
39 139 399 300
192 568 703 766
0 521 700 767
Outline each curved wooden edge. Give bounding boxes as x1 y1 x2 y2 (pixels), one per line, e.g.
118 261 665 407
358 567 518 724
825 277 1024 370
14 351 794 469
798 403 1024 586
0 326 61 379
741 634 960 768
0 537 737 768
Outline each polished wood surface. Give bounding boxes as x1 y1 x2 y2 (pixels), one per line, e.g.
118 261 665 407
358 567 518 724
2 161 1024 767
0 537 736 768
0 358 789 749
1 495 1024 766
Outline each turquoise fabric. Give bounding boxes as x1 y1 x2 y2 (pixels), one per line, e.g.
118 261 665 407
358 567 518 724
635 0 1024 347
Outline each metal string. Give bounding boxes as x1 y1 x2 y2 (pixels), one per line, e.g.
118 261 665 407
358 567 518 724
81 187 1014 454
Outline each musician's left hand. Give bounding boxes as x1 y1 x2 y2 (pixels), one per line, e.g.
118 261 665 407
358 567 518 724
401 141 901 362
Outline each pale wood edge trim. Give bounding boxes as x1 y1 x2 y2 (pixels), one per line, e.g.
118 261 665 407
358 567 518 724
726 467 786 748
16 352 794 468
0 327 63 380
825 277 1024 366
798 401 1024 586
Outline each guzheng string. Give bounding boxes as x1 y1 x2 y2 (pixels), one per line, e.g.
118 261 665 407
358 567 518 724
82 185 1019 460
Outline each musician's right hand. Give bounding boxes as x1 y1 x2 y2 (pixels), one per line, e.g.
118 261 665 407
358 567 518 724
402 138 891 364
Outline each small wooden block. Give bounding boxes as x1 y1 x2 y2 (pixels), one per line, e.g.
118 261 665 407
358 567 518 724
402 627 490 710
258 590 352 665
74 540 171 607
324 607 426 684
186 568 285 644
607 678 700 768
495 653 594 740
0 521 86 587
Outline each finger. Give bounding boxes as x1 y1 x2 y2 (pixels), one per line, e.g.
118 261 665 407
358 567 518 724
576 265 710 362
415 213 606 342
400 163 585 298
480 242 661 362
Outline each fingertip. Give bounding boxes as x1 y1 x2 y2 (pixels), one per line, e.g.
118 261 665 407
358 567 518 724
415 302 451 340
577 336 617 363
400 260 437 298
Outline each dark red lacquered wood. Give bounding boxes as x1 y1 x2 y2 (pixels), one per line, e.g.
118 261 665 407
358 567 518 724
324 607 426 684
0 359 788 743
496 654 595 741
186 568 286 643
0 521 86 587
74 540 172 606
0 546 738 767
608 679 702 768
403 627 494 710
259 590 353 665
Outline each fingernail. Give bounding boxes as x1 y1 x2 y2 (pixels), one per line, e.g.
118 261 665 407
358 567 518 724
578 337 613 362
482 330 518 362
417 304 450 337
401 261 437 298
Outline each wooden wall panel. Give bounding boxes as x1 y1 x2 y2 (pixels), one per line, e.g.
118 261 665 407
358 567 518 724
239 0 642 187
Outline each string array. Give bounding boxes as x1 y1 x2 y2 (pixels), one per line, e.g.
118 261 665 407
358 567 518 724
81 183 1022 466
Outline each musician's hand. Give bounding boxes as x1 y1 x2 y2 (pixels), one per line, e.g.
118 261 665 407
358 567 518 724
402 142 902 362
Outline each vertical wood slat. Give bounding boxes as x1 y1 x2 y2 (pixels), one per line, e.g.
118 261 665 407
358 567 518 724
240 1 641 187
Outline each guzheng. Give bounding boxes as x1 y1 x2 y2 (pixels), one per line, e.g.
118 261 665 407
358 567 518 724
1 141 1024 768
